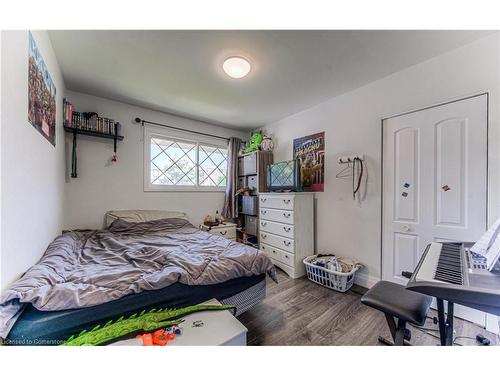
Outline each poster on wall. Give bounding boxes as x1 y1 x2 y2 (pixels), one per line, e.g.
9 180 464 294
28 32 57 146
293 131 325 192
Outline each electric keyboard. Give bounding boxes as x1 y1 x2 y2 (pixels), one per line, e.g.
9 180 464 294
407 242 500 315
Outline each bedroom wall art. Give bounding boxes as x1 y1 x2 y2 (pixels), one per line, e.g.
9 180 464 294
293 131 325 192
28 31 57 146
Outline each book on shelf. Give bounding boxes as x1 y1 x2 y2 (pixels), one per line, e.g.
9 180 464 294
63 98 121 136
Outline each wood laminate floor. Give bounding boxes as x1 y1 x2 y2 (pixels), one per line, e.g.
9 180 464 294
237 270 498 346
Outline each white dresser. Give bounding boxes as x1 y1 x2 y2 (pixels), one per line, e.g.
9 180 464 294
258 192 314 278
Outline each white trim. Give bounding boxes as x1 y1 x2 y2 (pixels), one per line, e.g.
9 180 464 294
354 271 379 289
486 313 500 334
381 90 490 121
143 125 228 192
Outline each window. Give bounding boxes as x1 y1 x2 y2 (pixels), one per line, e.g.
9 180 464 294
198 144 228 187
145 127 228 191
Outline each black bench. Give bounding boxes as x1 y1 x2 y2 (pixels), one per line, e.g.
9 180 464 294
361 280 432 345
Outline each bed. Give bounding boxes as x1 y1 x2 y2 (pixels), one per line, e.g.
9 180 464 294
0 210 275 345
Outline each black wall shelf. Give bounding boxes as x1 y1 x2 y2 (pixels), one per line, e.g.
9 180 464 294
63 125 123 178
63 126 124 141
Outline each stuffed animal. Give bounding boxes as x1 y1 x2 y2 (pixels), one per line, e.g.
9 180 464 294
300 153 322 187
261 134 274 152
243 131 263 154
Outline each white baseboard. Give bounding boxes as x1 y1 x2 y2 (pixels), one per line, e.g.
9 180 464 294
486 314 500 334
354 271 379 289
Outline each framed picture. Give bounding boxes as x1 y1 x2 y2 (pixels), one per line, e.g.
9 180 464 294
293 131 325 192
28 32 57 146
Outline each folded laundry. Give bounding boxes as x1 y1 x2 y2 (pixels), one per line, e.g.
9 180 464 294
310 254 361 273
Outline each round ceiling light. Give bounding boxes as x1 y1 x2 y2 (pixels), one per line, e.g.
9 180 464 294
222 56 251 79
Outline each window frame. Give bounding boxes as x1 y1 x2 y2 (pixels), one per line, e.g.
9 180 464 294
144 126 229 192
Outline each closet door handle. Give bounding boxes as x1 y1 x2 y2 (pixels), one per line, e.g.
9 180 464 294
283 227 291 233
283 240 291 247
283 212 291 218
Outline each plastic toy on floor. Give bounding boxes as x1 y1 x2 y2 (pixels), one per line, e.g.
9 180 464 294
136 330 172 346
136 332 154 346
61 304 233 346
136 325 182 346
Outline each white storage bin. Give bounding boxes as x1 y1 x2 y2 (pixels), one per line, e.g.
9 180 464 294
303 255 361 292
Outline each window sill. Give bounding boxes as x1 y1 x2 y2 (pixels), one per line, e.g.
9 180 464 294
144 186 226 193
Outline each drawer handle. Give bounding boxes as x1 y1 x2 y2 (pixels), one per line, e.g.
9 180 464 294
284 254 289 259
261 210 267 215
220 231 227 235
283 227 291 232
283 240 291 247
283 212 291 218
272 250 277 254
261 222 267 226
283 199 291 204
260 198 267 202
261 234 267 239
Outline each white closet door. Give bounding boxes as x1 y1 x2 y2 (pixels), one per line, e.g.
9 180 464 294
382 94 487 325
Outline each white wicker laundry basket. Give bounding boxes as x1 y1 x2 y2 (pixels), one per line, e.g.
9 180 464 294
303 255 360 292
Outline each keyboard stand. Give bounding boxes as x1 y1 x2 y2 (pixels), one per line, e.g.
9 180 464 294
436 299 454 346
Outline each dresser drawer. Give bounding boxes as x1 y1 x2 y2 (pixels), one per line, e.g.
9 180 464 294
209 226 236 240
260 242 280 261
260 231 294 253
259 219 294 239
280 249 295 267
259 207 294 224
259 195 294 210
260 243 295 267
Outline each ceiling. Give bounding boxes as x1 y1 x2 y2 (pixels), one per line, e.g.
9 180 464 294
49 30 492 129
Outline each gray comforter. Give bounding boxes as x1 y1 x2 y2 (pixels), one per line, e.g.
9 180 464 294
0 218 276 339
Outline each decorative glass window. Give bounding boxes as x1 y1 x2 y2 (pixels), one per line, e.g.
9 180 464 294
145 128 228 191
198 144 228 187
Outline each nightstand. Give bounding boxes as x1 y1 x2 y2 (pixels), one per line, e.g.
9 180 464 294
199 222 237 240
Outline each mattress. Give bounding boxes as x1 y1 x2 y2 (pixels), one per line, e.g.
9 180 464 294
5 274 265 346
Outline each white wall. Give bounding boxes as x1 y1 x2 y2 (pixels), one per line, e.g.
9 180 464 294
260 33 500 288
63 91 248 229
0 31 66 289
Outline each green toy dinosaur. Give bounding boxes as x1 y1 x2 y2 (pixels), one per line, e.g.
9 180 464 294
62 304 235 346
243 131 263 154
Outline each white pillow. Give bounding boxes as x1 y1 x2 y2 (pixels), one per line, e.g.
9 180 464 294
105 209 187 227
